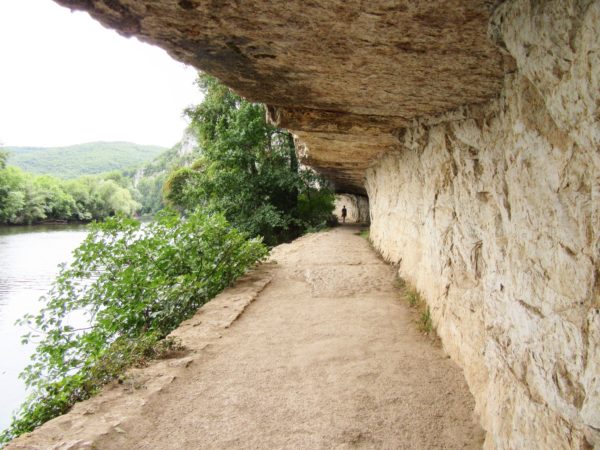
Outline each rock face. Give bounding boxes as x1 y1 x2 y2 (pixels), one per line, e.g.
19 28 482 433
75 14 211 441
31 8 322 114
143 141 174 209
334 194 370 224
55 0 505 194
367 2 600 447
47 0 599 448
367 74 599 449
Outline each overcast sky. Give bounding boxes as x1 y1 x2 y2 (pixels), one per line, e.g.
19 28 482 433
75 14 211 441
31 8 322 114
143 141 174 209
0 0 204 148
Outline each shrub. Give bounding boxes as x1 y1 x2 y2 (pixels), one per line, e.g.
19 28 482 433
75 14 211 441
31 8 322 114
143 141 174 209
165 75 334 246
1 210 267 444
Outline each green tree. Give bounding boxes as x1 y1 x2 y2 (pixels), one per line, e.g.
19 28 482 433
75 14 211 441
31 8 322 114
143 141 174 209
0 166 24 222
165 75 333 244
34 176 77 220
18 178 47 224
0 165 142 225
64 178 94 221
92 179 139 218
135 173 167 214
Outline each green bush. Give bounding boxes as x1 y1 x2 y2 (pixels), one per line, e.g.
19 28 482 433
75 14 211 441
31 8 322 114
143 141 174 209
164 75 334 246
1 210 267 444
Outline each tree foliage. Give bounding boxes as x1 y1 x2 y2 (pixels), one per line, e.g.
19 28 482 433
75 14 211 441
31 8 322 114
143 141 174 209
164 75 334 245
122 135 203 216
1 210 267 443
0 166 139 224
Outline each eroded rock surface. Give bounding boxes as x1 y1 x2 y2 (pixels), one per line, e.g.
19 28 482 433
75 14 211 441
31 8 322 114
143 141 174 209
367 2 600 442
55 0 505 193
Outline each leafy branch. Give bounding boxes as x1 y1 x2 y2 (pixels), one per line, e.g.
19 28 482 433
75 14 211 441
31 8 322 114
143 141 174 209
1 210 267 444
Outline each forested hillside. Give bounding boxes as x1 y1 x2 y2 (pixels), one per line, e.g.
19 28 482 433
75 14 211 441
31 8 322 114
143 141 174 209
0 138 192 224
0 148 139 224
6 142 166 178
126 132 200 214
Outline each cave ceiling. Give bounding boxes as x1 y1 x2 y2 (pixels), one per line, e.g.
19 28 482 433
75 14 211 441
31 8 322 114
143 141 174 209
55 0 506 194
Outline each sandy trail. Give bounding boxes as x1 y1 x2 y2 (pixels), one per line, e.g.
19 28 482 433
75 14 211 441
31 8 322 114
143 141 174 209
10 226 484 449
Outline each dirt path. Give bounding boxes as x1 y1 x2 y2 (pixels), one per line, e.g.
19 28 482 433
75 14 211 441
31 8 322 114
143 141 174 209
10 226 484 449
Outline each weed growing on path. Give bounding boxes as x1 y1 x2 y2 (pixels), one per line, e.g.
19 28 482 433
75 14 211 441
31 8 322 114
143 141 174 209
397 277 436 337
419 308 433 334
407 288 420 307
357 232 437 339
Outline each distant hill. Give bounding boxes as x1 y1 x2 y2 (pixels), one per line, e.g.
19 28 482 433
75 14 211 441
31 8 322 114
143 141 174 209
5 142 167 178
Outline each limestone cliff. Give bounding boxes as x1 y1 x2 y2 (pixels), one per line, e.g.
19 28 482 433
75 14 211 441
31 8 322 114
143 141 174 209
55 0 506 194
367 2 599 446
367 72 599 448
48 0 600 448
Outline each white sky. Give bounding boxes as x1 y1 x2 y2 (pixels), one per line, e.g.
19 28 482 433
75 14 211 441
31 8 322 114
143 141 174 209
0 0 204 148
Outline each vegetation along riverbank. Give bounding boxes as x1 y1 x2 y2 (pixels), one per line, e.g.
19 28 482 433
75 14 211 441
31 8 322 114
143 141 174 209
0 75 334 445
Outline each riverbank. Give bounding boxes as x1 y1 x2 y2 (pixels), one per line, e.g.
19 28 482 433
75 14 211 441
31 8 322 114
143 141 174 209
8 226 483 449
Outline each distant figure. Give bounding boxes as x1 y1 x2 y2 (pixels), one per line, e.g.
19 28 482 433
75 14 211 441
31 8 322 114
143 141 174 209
341 205 347 223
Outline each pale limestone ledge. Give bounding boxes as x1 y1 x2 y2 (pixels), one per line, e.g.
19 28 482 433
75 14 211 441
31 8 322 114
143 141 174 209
54 0 506 195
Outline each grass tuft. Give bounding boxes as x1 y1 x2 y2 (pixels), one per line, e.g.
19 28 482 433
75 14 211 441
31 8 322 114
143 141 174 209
394 276 406 289
359 229 370 240
419 308 433 334
406 289 420 307
397 277 436 337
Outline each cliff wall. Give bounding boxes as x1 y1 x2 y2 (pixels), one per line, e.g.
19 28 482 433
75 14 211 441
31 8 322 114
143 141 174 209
367 2 599 447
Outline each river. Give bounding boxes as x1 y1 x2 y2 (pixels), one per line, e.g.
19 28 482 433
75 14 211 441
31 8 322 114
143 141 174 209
0 224 88 432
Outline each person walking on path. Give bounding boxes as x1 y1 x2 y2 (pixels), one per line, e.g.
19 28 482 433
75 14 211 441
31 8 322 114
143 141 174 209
341 205 347 223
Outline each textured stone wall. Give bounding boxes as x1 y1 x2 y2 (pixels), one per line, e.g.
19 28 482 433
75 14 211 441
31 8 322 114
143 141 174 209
333 194 370 224
366 2 599 446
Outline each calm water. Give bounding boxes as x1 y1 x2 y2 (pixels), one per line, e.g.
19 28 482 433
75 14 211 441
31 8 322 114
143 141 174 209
0 224 88 431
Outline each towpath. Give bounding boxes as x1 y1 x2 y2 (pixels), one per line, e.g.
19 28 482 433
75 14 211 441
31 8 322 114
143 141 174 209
10 226 483 449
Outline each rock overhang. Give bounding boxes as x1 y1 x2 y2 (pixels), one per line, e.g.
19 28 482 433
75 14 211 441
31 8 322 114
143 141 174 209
55 0 507 194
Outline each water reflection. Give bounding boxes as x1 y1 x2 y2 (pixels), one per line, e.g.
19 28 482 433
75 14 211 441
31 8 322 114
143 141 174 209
0 224 88 431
